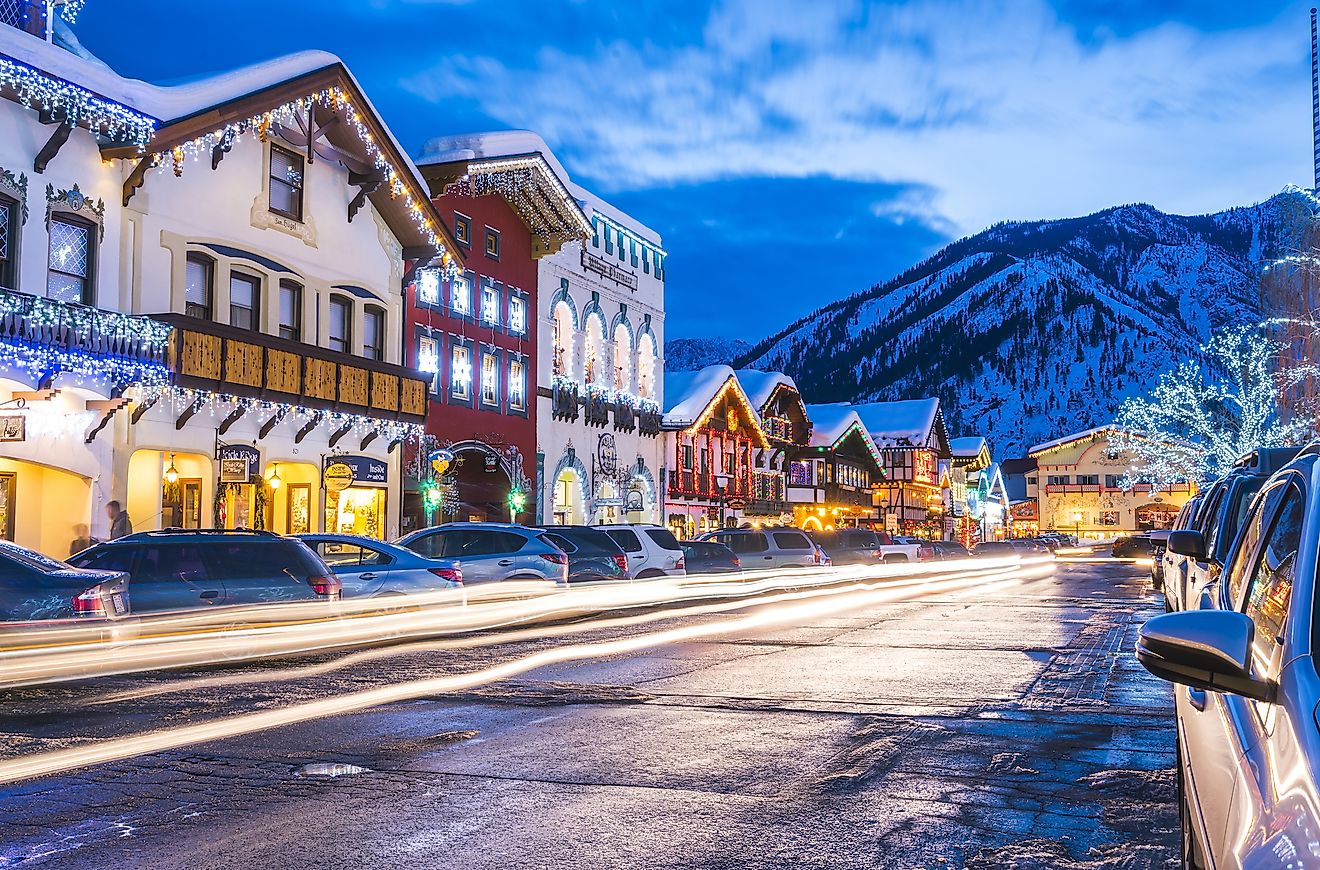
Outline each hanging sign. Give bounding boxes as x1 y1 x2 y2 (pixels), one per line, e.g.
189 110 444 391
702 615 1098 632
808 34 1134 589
483 453 499 473
0 416 24 442
625 489 644 512
218 445 260 483
429 448 455 476
324 455 388 487
323 462 355 492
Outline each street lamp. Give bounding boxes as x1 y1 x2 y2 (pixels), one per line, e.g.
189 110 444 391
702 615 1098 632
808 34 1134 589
1072 510 1082 543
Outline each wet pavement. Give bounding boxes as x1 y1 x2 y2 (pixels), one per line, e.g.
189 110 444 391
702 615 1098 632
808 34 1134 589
0 559 1176 868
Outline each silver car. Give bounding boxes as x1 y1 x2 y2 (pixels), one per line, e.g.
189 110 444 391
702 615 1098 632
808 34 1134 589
697 528 824 570
1137 445 1320 868
395 523 568 585
297 534 462 598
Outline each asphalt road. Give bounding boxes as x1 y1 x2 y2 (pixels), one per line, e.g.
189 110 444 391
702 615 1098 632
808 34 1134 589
0 559 1176 869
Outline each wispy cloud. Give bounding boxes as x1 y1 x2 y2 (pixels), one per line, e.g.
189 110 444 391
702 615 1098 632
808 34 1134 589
401 0 1311 235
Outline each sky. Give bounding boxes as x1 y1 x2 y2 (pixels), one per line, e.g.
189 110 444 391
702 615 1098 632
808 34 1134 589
76 0 1318 341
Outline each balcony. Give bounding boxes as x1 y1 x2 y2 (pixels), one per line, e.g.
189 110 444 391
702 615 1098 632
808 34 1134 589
552 380 580 421
2 1 45 38
612 399 636 432
668 469 752 501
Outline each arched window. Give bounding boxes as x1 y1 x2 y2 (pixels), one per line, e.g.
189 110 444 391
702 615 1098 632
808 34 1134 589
613 322 632 393
47 213 96 304
184 253 214 320
552 300 575 378
583 313 606 387
637 332 656 400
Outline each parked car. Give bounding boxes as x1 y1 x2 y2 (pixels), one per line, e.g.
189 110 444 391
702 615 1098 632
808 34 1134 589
697 528 824 569
595 524 686 578
534 526 629 583
971 540 1021 557
809 528 922 564
0 539 130 622
297 534 462 598
1165 446 1299 613
1156 495 1202 606
679 541 741 575
1136 444 1317 868
1111 534 1155 559
1145 529 1172 588
68 529 338 613
929 540 970 560
397 523 567 585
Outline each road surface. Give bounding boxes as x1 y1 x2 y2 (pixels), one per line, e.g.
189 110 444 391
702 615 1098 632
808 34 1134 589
0 559 1176 868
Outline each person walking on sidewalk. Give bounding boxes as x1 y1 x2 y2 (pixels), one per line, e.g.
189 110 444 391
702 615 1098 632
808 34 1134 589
105 501 133 540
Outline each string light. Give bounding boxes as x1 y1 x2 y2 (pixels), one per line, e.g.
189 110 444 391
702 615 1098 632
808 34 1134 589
57 0 87 23
0 54 156 149
442 155 590 245
153 87 444 253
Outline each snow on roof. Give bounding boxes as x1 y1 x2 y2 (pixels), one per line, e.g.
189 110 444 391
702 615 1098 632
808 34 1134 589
733 369 798 413
949 436 987 458
418 130 571 180
1028 426 1116 457
851 398 941 447
803 404 863 447
663 365 736 425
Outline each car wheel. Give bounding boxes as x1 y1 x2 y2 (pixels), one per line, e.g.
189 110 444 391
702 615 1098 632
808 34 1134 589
637 569 664 579
1177 740 1205 869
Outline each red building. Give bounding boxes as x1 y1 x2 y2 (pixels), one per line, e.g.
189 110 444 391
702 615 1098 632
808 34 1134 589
401 135 588 531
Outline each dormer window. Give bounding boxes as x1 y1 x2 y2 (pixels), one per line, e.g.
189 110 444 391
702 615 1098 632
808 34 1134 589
269 145 305 221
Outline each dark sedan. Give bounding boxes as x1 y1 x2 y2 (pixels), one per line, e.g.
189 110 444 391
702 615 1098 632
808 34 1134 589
1112 535 1155 559
533 526 629 583
679 541 741 575
0 540 130 621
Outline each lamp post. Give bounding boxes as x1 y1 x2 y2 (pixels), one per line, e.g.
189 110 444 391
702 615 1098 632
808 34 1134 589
1072 510 1082 544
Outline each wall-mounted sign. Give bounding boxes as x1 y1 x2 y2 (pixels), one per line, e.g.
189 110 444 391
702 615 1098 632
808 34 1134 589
726 498 747 511
913 450 936 485
325 455 388 487
218 445 260 483
429 448 454 476
581 250 639 290
483 453 499 473
0 416 24 442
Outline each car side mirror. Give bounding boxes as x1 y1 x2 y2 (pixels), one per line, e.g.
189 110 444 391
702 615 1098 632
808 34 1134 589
1167 530 1207 560
1136 610 1275 703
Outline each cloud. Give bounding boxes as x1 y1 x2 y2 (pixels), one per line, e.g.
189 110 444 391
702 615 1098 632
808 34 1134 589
400 0 1311 235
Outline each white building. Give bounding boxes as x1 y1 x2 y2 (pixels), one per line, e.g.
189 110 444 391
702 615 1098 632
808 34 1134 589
0 10 451 553
537 175 667 525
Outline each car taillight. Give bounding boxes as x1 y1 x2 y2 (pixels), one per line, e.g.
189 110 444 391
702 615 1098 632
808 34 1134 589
541 552 568 565
675 556 685 571
429 567 463 585
309 575 341 599
71 586 106 616
612 553 628 574
732 556 741 567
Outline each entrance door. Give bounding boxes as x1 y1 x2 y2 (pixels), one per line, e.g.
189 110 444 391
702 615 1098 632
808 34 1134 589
181 480 202 529
287 484 311 534
0 473 13 541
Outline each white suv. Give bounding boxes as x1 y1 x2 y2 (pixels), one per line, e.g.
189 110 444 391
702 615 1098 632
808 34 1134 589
595 524 687 578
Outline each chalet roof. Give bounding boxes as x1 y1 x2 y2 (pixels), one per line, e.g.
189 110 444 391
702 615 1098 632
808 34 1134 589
733 370 799 414
999 457 1038 477
416 130 591 250
804 404 884 469
1028 426 1115 457
949 436 987 459
850 398 950 455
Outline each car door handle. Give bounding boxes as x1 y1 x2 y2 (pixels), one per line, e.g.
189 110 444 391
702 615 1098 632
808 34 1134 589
200 590 220 600
498 559 513 566
1188 686 1207 711
359 572 378 582
764 555 773 560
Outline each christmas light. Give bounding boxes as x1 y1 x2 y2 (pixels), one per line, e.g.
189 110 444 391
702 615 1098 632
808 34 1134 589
154 87 444 253
417 269 441 306
0 54 156 149
57 0 87 23
443 155 590 245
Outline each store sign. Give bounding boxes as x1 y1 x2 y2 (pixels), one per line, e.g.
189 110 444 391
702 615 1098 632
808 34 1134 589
483 453 499 473
218 445 260 483
324 462 355 492
581 250 639 290
913 450 936 485
326 455 388 487
726 498 747 511
625 489 644 512
0 415 24 442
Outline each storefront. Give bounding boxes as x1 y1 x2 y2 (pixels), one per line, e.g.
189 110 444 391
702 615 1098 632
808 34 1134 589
324 455 390 537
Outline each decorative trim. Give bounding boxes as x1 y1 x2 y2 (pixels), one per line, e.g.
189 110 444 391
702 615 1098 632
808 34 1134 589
0 168 29 223
45 182 105 239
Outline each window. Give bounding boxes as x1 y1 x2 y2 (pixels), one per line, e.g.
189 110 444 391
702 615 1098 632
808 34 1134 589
450 341 472 402
278 279 301 341
508 293 526 334
508 356 526 412
591 217 600 247
637 332 656 399
1076 475 1099 486
1104 474 1121 489
328 295 352 353
630 239 638 267
451 274 471 317
605 528 643 553
47 215 94 304
1225 482 1287 606
642 246 649 275
417 334 440 391
789 461 813 486
772 531 812 551
655 253 665 280
484 226 500 259
552 300 574 376
1047 475 1070 486
0 195 16 290
604 223 613 255
454 213 471 246
681 444 694 470
363 306 385 361
481 282 500 326
269 144 304 221
184 253 214 319
417 269 441 306
617 229 625 261
613 323 632 392
481 349 499 407
229 272 260 331
1244 485 1303 664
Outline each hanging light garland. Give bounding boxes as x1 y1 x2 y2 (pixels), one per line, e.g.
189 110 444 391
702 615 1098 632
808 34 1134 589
0 55 156 149
0 288 173 346
57 0 88 23
0 339 169 387
154 87 444 254
443 156 591 244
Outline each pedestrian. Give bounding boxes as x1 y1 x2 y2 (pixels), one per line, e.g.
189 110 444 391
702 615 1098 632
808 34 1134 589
105 500 133 540
69 523 98 556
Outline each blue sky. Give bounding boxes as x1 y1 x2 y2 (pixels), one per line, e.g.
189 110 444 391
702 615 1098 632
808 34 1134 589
78 0 1316 341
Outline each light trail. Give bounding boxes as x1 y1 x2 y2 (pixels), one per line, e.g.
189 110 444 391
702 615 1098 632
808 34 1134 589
0 560 1052 785
0 557 1046 689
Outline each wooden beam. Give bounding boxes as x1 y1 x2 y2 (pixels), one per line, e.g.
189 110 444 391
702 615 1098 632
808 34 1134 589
175 397 206 430
401 244 438 288
210 140 231 170
294 416 320 444
122 155 152 207
12 388 57 403
130 394 159 424
388 437 404 454
360 431 378 451
84 398 128 444
217 405 247 436
347 169 384 223
328 423 353 448
258 408 288 439
33 121 74 174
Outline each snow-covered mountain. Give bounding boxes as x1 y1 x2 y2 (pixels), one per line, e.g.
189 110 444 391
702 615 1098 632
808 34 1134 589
665 337 753 372
735 189 1314 457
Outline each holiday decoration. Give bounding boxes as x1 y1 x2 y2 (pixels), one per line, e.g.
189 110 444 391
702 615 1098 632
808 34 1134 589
0 54 156 148
443 155 590 245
